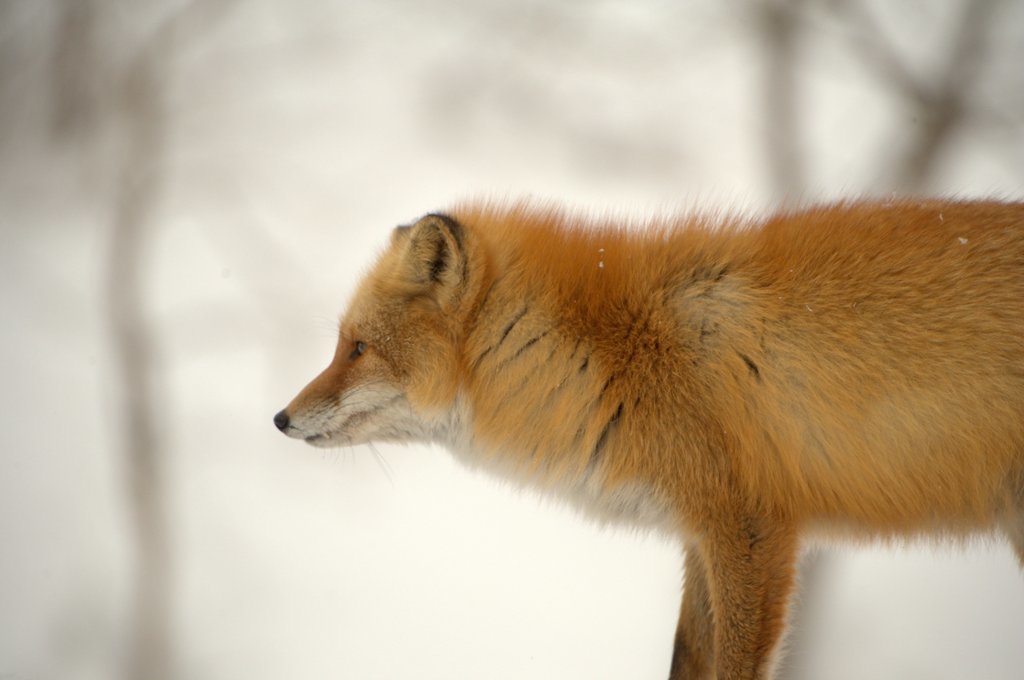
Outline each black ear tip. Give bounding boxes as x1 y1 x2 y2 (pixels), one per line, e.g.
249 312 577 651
424 213 464 250
273 409 290 431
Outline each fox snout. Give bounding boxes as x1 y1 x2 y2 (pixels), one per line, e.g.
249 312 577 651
272 406 312 441
274 373 425 448
272 400 340 445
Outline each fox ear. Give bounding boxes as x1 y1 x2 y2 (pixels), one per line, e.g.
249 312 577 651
400 213 467 301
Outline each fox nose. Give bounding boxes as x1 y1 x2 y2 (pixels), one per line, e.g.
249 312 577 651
273 409 290 432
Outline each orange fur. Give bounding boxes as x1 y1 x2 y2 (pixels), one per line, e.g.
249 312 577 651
276 199 1024 680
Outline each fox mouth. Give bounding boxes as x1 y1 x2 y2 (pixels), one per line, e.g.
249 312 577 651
301 406 384 447
302 430 350 448
302 428 351 447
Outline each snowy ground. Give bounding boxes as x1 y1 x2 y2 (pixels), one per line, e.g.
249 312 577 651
2 1 1023 679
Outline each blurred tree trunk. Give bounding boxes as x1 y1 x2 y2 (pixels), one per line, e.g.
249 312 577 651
106 23 175 680
91 4 233 676
47 1 176 676
48 1 175 677
50 0 101 142
759 0 807 204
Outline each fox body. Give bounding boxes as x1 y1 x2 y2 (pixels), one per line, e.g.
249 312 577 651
275 199 1024 679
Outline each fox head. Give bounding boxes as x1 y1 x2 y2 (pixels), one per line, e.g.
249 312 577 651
274 213 481 448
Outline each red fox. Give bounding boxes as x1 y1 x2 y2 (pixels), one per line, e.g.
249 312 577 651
274 199 1024 680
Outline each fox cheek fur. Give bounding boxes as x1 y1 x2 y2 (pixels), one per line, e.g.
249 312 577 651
276 199 1024 680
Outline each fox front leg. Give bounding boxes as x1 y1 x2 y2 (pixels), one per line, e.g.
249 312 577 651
671 516 798 680
669 545 716 679
705 515 798 680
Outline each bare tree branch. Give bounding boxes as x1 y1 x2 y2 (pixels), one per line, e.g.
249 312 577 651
836 0 1005 190
832 0 933 105
895 0 1002 189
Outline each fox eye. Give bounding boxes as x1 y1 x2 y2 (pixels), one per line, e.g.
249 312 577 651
349 341 367 361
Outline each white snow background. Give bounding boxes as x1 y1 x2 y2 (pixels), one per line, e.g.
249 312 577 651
1 1 1023 679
